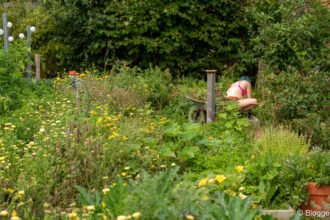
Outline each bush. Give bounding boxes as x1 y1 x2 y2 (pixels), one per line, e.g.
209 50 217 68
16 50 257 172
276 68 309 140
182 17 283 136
245 126 310 209
108 65 173 109
0 40 30 115
257 71 329 148
36 0 253 76
246 0 329 72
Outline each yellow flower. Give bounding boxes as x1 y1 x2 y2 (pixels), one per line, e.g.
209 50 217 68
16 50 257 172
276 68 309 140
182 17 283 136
124 167 130 170
215 175 226 184
235 166 244 173
97 118 103 123
121 172 127 177
17 191 24 195
87 205 95 211
171 163 176 167
0 210 8 216
186 215 194 220
198 178 208 187
239 192 247 200
68 212 77 218
103 188 110 195
117 216 129 220
102 202 106 207
7 188 14 193
251 155 255 160
132 212 141 219
11 210 17 217
252 204 258 209
11 217 19 220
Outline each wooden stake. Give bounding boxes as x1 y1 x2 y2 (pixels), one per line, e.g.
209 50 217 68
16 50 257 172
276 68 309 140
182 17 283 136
35 54 41 80
205 70 217 123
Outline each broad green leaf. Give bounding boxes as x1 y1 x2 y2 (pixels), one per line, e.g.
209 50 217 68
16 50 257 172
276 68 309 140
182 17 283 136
142 138 159 147
182 123 200 131
179 131 196 141
165 127 180 137
157 145 176 158
180 146 200 159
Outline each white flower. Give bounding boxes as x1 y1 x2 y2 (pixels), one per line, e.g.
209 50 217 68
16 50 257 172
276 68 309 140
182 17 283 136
7 22 12 28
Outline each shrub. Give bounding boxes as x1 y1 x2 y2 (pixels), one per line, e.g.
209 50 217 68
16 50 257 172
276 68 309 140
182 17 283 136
245 125 310 209
0 40 31 115
36 0 253 76
257 71 329 148
247 0 329 72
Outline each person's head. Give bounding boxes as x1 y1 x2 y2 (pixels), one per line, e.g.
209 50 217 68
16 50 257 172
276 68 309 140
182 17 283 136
239 76 251 83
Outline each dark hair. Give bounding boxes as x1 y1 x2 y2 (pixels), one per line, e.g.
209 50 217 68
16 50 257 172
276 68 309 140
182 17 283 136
239 76 251 83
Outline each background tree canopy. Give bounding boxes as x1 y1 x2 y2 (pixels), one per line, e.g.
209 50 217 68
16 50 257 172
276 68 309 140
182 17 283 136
1 0 329 77
39 0 252 77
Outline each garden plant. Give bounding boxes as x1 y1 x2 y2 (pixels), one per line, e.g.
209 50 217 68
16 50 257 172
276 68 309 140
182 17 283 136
0 0 329 219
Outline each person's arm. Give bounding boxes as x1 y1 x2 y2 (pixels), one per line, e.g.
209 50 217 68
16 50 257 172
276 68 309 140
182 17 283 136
246 82 252 98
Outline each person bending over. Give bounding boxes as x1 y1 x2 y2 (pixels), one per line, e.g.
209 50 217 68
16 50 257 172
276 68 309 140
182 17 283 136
226 76 258 112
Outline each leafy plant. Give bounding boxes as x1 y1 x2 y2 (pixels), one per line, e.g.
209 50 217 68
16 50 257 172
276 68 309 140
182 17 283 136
257 70 329 149
247 0 329 72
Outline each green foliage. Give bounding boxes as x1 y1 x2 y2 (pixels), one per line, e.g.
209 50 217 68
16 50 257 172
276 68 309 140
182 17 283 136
108 65 173 109
255 126 309 159
308 150 330 186
257 71 329 148
246 126 310 209
0 40 31 115
247 0 330 72
74 168 273 220
37 0 252 76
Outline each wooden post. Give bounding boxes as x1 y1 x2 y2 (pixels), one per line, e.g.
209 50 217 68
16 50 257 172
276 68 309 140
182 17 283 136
205 70 217 123
35 54 41 80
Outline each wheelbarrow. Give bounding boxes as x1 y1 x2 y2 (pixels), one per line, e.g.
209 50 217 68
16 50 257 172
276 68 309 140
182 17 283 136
186 90 262 127
186 89 224 123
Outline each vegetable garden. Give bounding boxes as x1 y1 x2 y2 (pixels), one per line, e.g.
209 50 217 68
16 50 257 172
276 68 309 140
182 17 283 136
0 0 329 219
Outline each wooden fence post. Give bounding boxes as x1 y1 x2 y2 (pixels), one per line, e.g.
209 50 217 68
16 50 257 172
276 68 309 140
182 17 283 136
35 54 41 80
205 70 217 123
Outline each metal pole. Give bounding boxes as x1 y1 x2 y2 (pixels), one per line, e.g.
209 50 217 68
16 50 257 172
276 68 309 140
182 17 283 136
206 70 217 123
2 13 9 52
27 25 32 78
